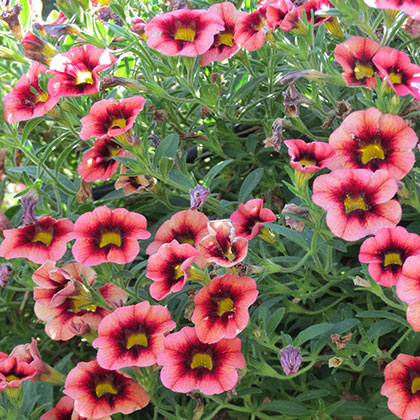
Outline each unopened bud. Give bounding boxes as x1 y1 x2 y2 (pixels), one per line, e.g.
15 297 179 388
280 345 302 376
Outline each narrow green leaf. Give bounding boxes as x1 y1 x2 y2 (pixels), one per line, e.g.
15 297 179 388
238 168 264 203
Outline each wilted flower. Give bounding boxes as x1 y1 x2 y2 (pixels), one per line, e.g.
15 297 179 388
0 263 12 287
280 345 302 376
1 4 23 40
21 193 38 225
190 185 210 210
328 357 344 368
282 203 310 232
263 118 284 152
21 31 57 65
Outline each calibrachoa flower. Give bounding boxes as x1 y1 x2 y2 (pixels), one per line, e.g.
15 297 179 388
372 47 420 99
364 0 420 20
48 44 115 97
191 273 258 343
381 354 420 420
72 206 150 266
359 227 420 287
396 256 420 304
234 9 267 51
334 37 381 88
200 2 245 66
3 62 60 124
64 360 150 418
146 240 200 300
258 0 295 29
157 326 245 395
79 96 145 141
230 198 276 240
0 216 74 264
312 169 401 241
328 107 418 180
146 209 209 255
145 9 225 57
78 137 124 182
280 345 302 376
92 301 176 369
199 219 248 267
0 355 37 395
190 185 210 209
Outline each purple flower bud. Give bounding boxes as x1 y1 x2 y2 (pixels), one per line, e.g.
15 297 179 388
280 345 302 376
190 186 209 210
149 134 161 149
0 263 13 287
21 193 38 225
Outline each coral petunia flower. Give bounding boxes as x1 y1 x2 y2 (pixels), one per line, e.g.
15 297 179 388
79 96 145 141
234 9 267 51
0 216 74 264
78 137 124 182
146 240 200 301
145 9 224 57
334 37 381 88
230 198 276 240
64 360 150 419
372 47 420 99
396 255 420 304
200 2 245 66
157 326 245 395
312 168 401 242
328 107 418 180
3 62 60 124
92 301 176 370
258 0 295 29
191 273 258 343
359 227 420 287
363 0 420 20
72 206 150 266
146 209 209 255
0 356 37 394
199 219 248 267
381 353 420 420
48 44 115 97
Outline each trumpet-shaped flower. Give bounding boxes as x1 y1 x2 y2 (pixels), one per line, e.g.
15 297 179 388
328 107 418 180
64 360 149 419
157 326 245 395
93 301 176 369
145 9 224 57
234 9 267 51
72 206 150 266
191 273 258 343
312 169 401 241
0 356 37 392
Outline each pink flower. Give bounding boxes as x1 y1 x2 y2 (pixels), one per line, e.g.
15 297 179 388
396 256 420 304
0 356 37 392
312 169 401 241
234 9 267 51
145 9 224 57
363 0 420 20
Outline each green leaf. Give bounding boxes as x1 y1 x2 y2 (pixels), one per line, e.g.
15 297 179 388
159 157 174 179
168 169 195 190
356 310 409 328
261 400 308 416
266 308 285 335
267 224 311 251
103 22 132 39
295 323 333 346
232 76 264 100
153 134 180 169
21 118 44 142
238 168 264 203
203 159 233 188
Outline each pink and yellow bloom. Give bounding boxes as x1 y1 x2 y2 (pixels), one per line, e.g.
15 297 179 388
93 301 176 369
258 0 295 29
72 206 150 266
48 44 115 97
0 216 74 264
191 273 258 343
328 107 418 180
230 198 276 240
3 62 60 124
145 9 224 57
146 240 200 300
312 169 401 241
234 9 267 51
0 355 37 393
79 96 145 141
396 256 420 304
334 37 381 88
146 209 209 255
363 0 420 20
381 354 420 420
359 227 420 287
157 326 245 395
64 360 149 418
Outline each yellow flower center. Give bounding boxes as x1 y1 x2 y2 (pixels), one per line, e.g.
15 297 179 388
384 252 402 267
6 375 19 382
97 0 111 4
389 72 402 84
99 232 122 248
354 63 374 80
215 32 234 47
225 246 236 261
35 91 49 103
110 118 127 129
360 143 385 165
126 332 148 349
412 377 420 394
344 196 367 214
254 18 267 31
95 381 118 398
174 264 184 281
75 70 94 85
71 283 97 313
174 27 196 42
178 237 195 246
190 353 213 371
299 158 316 166
217 297 235 317
32 231 53 246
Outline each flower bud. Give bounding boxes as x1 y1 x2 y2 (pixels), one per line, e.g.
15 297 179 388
0 263 13 287
280 345 302 376
190 186 209 210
